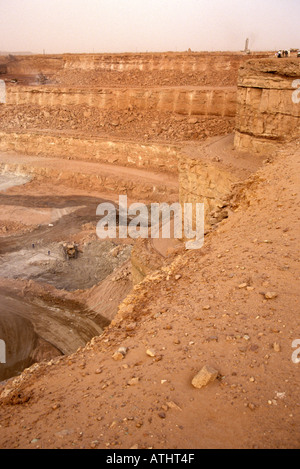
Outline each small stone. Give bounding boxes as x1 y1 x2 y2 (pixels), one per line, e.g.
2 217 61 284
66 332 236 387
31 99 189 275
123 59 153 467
175 275 182 281
239 283 248 289
90 440 99 448
265 292 278 300
206 336 218 343
192 366 219 389
154 355 163 362
146 349 156 358
130 444 139 450
31 439 39 444
113 346 128 361
248 403 256 411
127 377 140 386
203 305 211 311
273 342 281 353
158 412 166 419
52 403 61 410
135 421 143 428
112 352 124 361
167 401 182 412
55 429 73 439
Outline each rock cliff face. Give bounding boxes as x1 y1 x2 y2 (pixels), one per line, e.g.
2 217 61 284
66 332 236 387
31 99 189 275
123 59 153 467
6 85 237 118
4 52 255 75
179 153 235 231
234 59 300 154
0 130 179 173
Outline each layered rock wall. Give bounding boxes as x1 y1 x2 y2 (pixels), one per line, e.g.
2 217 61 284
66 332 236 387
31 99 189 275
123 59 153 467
4 52 256 75
234 59 300 154
0 131 179 173
6 85 237 117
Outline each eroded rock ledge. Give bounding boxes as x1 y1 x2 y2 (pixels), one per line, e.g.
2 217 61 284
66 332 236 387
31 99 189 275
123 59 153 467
234 59 300 154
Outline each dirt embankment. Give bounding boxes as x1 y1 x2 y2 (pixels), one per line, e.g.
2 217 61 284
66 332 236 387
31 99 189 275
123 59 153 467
0 140 299 449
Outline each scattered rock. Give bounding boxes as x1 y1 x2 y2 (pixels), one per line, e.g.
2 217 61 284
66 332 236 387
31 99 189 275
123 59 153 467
273 342 281 353
113 346 128 361
206 336 218 343
112 352 124 361
127 377 140 386
167 401 182 411
247 403 256 411
135 421 143 428
90 440 99 448
265 292 278 300
188 117 198 124
52 403 61 411
55 429 73 439
192 365 219 389
146 349 156 357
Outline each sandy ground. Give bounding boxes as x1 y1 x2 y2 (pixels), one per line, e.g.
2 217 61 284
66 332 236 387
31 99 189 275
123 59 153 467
0 140 299 449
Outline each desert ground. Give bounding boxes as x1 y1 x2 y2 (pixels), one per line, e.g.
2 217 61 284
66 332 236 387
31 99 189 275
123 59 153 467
0 51 299 449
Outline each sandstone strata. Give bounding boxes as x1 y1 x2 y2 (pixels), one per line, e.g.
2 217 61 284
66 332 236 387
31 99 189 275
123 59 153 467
234 59 300 154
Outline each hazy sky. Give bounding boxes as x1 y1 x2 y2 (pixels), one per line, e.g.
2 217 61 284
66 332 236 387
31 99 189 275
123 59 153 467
0 0 299 54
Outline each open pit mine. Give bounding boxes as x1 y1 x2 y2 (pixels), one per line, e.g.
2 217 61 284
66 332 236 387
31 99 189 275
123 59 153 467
0 51 299 449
